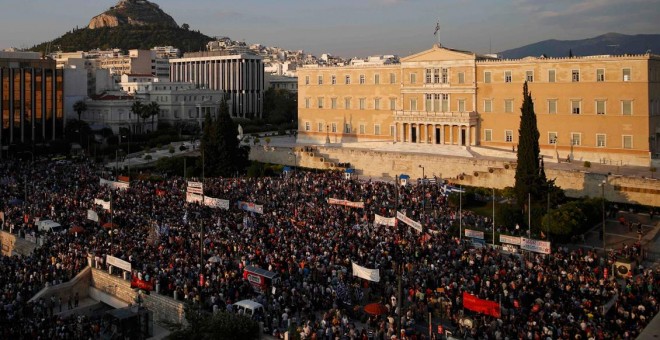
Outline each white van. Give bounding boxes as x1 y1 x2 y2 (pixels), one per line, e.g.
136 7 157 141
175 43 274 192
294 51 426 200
233 300 264 318
37 220 65 234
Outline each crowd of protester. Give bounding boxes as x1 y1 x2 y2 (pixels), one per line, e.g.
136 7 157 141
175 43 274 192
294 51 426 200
0 157 658 339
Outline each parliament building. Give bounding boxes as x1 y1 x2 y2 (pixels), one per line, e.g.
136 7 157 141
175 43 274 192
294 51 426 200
297 45 660 167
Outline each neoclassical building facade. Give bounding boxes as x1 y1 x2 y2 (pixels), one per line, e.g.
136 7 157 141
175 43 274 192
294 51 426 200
297 45 660 167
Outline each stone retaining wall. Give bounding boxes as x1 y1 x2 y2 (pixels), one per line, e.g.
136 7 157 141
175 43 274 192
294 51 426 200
251 146 660 206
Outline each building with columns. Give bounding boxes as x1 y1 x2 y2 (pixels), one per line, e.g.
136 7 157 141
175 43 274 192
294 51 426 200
297 44 660 167
169 52 264 119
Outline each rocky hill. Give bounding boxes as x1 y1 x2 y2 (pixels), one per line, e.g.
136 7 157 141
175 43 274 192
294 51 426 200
30 0 211 53
88 0 178 29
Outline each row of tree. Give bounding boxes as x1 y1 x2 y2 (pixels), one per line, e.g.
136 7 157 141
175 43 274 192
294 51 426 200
74 99 160 134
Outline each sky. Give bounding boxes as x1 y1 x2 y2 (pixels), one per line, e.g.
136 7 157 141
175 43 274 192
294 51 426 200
0 0 658 58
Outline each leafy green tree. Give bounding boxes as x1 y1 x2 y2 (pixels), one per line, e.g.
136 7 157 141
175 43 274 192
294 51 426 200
541 202 586 238
73 100 87 122
514 82 548 212
30 26 212 54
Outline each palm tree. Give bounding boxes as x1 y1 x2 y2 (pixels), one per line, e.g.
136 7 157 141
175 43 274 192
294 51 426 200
131 100 144 134
73 100 87 122
146 101 160 132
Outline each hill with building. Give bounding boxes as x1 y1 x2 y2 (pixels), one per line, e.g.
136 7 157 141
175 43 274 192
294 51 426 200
498 32 660 59
30 0 212 53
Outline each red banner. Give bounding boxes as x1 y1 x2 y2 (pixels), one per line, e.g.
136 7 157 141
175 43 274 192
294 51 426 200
118 176 130 183
155 189 166 197
462 292 500 318
130 276 154 291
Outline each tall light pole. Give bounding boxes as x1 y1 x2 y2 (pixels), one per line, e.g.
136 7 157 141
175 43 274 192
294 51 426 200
121 132 131 177
492 187 495 246
288 151 297 170
459 184 462 240
419 165 425 223
599 179 606 249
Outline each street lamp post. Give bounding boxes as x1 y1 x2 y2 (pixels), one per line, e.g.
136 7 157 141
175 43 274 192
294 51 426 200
419 165 425 223
288 151 297 171
121 132 131 177
492 187 496 246
459 184 462 240
599 179 606 249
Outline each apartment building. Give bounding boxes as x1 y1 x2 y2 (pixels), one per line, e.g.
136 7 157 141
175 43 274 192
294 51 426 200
297 44 660 167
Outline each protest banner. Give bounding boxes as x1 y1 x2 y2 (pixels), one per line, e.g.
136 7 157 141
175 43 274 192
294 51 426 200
238 201 264 214
328 198 365 208
204 196 230 210
463 292 501 318
374 214 396 227
351 262 380 282
499 234 521 246
396 211 422 232
187 181 203 195
465 229 485 239
106 255 131 272
521 237 551 254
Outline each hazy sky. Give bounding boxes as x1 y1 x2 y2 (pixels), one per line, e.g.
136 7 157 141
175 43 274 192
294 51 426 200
0 0 658 57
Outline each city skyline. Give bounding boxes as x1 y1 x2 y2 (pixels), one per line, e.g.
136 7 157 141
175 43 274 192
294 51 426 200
0 0 658 57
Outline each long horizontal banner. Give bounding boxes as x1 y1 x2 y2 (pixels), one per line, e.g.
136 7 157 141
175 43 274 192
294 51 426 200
521 237 551 254
186 193 230 210
94 198 111 211
130 276 154 291
374 214 396 227
465 229 484 240
463 292 501 318
106 255 131 272
100 178 129 190
238 201 264 214
327 198 365 209
499 234 521 246
204 196 230 210
397 211 422 232
187 181 203 195
352 262 380 282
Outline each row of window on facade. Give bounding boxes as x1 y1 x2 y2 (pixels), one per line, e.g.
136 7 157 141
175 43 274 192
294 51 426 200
304 97 399 111
303 121 390 136
484 68 633 83
483 98 635 115
301 121 635 149
484 129 635 149
304 95 635 115
305 73 398 86
304 68 634 85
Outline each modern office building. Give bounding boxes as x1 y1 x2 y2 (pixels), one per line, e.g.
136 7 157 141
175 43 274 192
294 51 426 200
169 51 264 119
0 52 64 146
297 44 660 167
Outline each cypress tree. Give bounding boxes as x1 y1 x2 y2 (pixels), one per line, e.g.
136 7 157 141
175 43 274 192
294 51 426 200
514 82 547 210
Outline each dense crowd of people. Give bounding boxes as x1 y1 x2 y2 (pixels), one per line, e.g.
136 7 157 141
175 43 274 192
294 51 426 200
0 157 658 339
